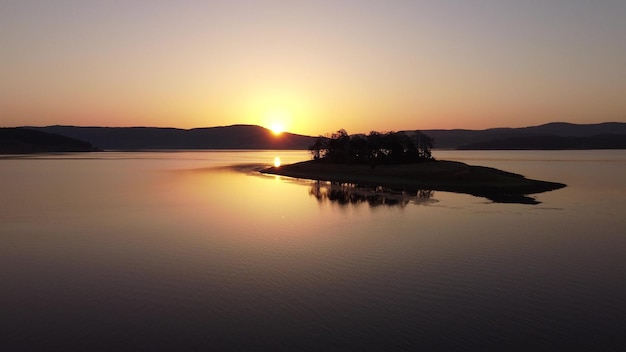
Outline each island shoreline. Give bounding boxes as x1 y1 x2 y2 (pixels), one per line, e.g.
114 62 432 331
261 159 566 199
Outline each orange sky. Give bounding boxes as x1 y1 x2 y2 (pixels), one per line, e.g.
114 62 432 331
1 1 625 135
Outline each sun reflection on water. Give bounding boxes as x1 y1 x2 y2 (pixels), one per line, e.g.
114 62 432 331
273 157 281 167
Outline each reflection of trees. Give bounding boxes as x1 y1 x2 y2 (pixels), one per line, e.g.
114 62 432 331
308 181 436 208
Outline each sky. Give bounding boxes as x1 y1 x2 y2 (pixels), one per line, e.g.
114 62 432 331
1 0 625 135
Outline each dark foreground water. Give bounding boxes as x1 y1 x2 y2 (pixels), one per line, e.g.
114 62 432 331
1 150 625 351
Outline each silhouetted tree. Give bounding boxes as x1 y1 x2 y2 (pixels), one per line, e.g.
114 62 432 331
414 131 434 159
308 136 327 160
325 129 351 162
309 129 434 164
349 134 368 162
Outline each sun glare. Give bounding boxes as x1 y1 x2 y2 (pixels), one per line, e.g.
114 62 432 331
270 123 285 135
264 108 291 135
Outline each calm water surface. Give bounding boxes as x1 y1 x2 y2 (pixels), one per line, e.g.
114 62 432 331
1 150 625 351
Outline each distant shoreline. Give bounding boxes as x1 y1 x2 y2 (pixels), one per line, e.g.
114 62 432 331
7 122 625 151
261 160 566 198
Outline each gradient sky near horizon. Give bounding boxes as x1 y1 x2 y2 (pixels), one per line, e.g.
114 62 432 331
1 0 625 135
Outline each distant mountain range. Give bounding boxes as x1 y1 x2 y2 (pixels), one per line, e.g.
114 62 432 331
0 127 97 154
1 122 624 153
410 122 626 149
29 124 316 151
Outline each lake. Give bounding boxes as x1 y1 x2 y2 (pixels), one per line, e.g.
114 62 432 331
1 150 625 351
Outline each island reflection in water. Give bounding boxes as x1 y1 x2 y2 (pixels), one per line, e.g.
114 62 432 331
303 179 545 206
308 181 438 208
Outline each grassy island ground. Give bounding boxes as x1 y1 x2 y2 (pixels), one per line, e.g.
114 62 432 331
261 159 566 198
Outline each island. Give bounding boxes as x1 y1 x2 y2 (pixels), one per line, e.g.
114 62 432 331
261 130 566 202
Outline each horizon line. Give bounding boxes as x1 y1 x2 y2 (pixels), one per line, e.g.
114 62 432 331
6 121 623 136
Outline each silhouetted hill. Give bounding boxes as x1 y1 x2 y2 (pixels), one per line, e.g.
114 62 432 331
0 128 97 154
31 125 316 150
21 122 626 151
457 134 626 150
410 122 626 149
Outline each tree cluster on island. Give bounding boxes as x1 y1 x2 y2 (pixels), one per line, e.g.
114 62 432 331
308 129 434 164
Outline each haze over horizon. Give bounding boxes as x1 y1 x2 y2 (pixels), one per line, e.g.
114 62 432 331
2 1 625 136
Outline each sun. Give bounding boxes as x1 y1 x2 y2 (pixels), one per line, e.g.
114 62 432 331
264 108 291 135
270 122 285 135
